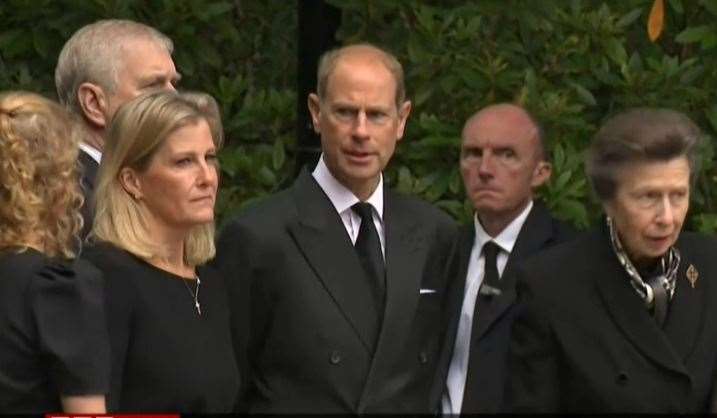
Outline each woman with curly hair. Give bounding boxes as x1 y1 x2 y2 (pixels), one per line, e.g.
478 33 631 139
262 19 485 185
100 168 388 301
0 91 110 412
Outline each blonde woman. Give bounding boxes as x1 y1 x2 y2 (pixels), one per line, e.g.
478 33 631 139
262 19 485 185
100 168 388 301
83 90 238 412
0 91 109 413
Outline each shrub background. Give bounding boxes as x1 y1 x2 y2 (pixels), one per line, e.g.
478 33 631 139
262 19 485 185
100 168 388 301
1 0 716 231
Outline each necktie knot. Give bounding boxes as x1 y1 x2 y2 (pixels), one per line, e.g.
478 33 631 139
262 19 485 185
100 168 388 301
482 241 500 261
352 202 374 222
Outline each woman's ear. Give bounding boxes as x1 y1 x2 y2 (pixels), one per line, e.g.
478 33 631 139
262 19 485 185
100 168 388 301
119 167 143 201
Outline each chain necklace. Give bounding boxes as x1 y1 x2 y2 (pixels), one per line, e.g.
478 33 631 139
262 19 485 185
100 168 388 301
182 275 202 316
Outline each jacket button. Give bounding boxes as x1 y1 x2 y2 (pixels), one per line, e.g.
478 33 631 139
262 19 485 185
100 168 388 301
330 350 342 365
616 371 629 385
418 351 428 364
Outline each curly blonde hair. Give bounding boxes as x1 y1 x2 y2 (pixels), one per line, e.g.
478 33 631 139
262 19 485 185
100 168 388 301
0 91 84 258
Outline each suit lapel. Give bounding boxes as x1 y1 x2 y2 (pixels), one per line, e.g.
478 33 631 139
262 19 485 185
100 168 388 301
286 172 378 353
663 240 707 361
593 229 689 377
372 189 426 358
358 190 427 411
473 203 553 341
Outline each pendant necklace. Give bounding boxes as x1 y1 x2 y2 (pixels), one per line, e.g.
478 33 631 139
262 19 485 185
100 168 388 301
182 275 202 316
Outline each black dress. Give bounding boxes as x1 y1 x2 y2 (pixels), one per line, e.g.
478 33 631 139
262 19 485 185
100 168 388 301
82 242 239 412
0 249 110 413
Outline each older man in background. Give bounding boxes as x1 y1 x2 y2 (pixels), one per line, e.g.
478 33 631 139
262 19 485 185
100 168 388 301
436 103 574 414
55 19 179 234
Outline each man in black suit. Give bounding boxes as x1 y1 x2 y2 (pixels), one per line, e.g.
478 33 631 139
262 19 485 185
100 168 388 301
214 43 457 413
55 19 179 236
437 104 574 414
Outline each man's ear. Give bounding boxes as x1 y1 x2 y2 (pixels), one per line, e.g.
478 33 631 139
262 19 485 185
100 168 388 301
307 93 322 134
531 161 552 188
395 100 412 141
77 82 110 129
119 167 143 201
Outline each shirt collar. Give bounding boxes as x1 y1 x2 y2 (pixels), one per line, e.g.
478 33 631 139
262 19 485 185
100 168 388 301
79 142 102 164
312 154 384 220
474 200 533 253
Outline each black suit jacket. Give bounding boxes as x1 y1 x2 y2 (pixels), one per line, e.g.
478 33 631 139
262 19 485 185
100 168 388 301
78 149 99 238
505 226 717 413
432 202 574 413
214 171 457 413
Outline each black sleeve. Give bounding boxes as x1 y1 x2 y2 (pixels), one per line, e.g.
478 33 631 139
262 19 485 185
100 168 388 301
102 260 137 411
214 219 262 413
30 258 110 396
503 266 560 412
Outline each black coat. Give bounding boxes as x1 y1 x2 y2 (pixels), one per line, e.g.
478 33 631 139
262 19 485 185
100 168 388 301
214 171 457 414
505 226 717 413
78 149 99 239
432 202 575 413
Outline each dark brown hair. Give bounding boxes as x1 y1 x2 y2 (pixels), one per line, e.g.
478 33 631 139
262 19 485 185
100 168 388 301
586 107 702 201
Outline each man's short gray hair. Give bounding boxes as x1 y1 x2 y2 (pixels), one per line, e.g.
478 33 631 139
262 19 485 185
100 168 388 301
55 19 173 115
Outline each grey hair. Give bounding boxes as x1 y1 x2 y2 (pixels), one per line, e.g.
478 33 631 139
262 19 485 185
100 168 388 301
55 19 173 115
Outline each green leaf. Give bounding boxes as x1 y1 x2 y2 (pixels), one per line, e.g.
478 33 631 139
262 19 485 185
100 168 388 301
703 0 717 16
668 0 684 14
675 25 714 44
616 8 642 28
604 38 627 66
569 82 597 106
272 139 285 170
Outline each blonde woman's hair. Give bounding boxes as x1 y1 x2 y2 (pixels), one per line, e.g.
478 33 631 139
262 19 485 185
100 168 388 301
92 90 221 266
0 91 84 258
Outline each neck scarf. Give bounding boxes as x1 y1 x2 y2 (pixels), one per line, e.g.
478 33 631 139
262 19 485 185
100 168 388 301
606 217 680 308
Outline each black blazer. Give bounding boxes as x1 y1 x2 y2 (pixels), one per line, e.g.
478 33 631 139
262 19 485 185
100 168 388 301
214 171 457 414
505 226 717 413
432 202 574 413
78 149 99 238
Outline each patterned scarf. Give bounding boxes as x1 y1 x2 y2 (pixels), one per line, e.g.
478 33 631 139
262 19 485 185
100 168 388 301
606 217 680 308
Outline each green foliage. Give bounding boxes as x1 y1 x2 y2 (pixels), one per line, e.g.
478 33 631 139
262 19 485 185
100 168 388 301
330 0 717 231
0 0 297 227
3 1 717 232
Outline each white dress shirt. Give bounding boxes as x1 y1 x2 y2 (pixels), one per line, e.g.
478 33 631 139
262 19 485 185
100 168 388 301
442 200 534 414
79 142 102 164
311 155 385 256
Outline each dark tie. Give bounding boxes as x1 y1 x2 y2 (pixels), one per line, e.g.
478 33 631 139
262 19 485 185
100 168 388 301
352 202 386 313
462 240 502 412
480 241 501 293
647 275 668 327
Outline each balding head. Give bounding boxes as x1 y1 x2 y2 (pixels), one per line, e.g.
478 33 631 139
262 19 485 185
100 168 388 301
460 103 551 236
316 43 406 108
462 103 545 161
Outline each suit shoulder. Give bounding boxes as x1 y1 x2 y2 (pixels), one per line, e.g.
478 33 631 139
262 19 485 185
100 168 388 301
517 230 601 290
389 191 456 229
678 231 717 262
221 188 295 232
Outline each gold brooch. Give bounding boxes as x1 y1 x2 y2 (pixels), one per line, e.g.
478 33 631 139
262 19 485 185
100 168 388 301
686 264 699 289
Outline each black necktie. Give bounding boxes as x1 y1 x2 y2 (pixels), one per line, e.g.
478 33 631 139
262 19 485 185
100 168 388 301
462 240 502 412
352 202 386 311
480 241 501 293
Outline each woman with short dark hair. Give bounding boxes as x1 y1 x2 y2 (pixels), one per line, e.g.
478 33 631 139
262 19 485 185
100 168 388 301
505 108 717 413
